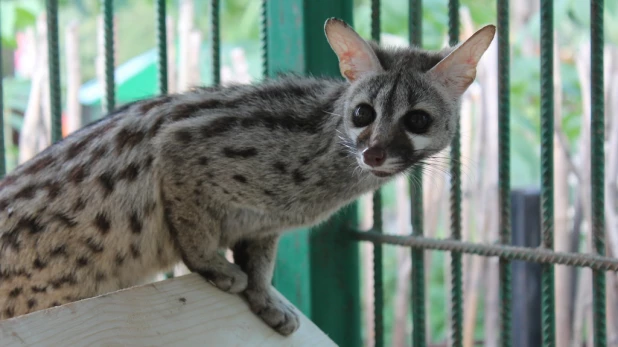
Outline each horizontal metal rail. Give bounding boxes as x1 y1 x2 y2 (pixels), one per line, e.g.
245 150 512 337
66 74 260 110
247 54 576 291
354 231 618 272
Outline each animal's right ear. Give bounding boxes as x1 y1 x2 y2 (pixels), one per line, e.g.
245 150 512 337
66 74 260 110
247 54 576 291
324 18 383 82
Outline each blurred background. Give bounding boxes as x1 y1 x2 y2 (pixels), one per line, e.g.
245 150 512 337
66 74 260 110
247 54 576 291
1 0 617 346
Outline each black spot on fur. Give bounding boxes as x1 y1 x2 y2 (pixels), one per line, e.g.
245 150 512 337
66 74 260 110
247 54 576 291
69 165 89 184
53 213 78 228
50 274 77 289
232 175 248 184
85 237 104 253
23 155 55 175
94 213 111 234
31 285 47 293
91 145 108 161
0 230 21 251
76 256 89 267
263 189 275 196
223 147 258 158
98 172 115 197
198 156 209 166
50 244 68 257
201 117 240 138
95 272 106 282
33 258 47 270
129 212 142 234
143 155 155 170
148 117 166 138
4 307 14 318
116 128 146 152
130 243 141 259
8 287 22 298
27 298 37 309
43 180 62 200
14 184 38 200
175 130 192 144
292 169 308 184
273 161 287 174
119 163 140 182
13 216 44 234
115 253 126 266
72 197 87 212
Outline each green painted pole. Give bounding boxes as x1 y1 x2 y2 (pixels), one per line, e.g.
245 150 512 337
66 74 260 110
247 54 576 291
102 0 115 113
156 0 168 95
591 0 606 345
46 0 62 143
497 0 512 346
409 1 427 346
539 0 555 346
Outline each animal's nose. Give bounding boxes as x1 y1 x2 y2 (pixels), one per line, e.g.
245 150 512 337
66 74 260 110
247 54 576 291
362 147 386 167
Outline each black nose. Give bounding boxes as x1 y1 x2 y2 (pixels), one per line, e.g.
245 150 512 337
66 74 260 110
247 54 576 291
362 147 386 167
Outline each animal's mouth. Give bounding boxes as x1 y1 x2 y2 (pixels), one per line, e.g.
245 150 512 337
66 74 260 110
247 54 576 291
370 170 397 178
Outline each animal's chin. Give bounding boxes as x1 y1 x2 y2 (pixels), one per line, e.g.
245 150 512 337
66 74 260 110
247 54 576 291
370 170 399 178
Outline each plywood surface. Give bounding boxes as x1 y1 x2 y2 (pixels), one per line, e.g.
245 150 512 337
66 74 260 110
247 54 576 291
0 273 337 347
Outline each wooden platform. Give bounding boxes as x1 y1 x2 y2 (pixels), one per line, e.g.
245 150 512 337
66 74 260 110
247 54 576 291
0 273 337 346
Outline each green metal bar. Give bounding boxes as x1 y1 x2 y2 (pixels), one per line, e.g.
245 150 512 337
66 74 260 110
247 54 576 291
353 231 618 272
211 0 220 86
0 2 5 176
370 2 384 346
539 0 555 346
447 1 463 346
373 191 384 347
497 0 512 346
102 0 115 113
409 1 426 346
591 0 606 345
46 0 62 143
260 0 268 79
156 0 168 95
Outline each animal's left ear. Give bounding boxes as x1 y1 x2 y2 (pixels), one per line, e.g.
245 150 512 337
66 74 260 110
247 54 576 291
428 24 496 99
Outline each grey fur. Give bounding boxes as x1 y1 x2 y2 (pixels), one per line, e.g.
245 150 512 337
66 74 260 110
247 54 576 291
0 19 493 335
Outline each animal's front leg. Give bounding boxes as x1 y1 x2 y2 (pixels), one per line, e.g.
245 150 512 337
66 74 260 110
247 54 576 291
233 235 300 336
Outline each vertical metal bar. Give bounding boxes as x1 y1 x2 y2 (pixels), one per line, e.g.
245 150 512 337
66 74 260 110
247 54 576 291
373 192 384 347
591 0 606 345
539 0 555 346
260 0 268 79
46 0 62 143
409 1 426 346
156 0 168 95
0 2 5 176
102 0 115 113
211 0 220 86
370 2 383 347
497 1 512 346
448 0 462 345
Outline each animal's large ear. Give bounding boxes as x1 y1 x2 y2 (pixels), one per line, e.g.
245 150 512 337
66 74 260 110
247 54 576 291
428 24 496 99
324 18 383 82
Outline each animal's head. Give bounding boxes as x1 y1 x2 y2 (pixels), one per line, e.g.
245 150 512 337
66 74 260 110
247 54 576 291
325 18 495 177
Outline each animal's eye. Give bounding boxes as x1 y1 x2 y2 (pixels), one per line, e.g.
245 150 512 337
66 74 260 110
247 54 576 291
352 104 376 127
402 110 432 134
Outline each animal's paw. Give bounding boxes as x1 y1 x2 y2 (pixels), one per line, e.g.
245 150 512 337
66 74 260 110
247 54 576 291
198 263 248 294
245 289 300 336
